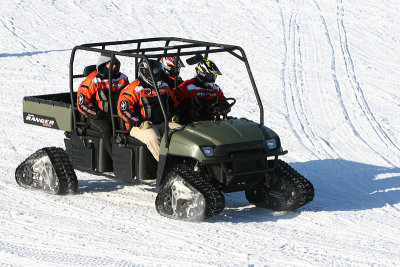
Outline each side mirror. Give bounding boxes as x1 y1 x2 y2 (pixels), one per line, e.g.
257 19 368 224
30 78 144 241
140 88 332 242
186 54 204 65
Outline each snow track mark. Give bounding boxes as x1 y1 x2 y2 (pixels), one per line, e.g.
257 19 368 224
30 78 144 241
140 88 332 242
312 1 393 166
278 0 337 158
336 0 400 163
277 1 316 157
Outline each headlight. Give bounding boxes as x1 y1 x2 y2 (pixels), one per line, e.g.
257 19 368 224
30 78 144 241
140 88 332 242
201 146 214 157
265 138 277 150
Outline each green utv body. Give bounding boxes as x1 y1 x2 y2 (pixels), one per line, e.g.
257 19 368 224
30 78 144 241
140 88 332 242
23 93 73 131
18 37 314 221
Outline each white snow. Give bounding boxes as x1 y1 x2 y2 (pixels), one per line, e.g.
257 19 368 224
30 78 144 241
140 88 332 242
1 0 400 266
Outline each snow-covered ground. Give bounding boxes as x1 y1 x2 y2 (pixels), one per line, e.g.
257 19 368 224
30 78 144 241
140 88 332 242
1 0 400 265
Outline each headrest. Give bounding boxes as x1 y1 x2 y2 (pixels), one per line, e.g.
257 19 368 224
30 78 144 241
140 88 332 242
83 65 97 77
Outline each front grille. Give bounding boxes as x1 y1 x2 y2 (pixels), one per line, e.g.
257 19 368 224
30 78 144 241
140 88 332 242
228 149 268 173
202 142 285 193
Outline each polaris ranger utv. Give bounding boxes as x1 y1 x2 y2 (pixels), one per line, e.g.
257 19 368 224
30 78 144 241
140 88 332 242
17 37 314 221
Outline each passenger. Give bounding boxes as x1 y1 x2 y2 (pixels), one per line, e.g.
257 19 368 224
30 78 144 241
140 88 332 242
178 59 228 121
117 59 181 161
159 56 185 89
159 56 192 124
77 53 129 156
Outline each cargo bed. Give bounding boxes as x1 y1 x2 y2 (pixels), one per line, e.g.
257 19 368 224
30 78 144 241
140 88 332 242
23 92 74 132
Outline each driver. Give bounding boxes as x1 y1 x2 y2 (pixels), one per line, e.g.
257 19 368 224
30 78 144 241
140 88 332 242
178 59 229 121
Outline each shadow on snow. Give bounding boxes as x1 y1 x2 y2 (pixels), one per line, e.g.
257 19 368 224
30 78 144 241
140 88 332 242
0 49 71 58
291 158 400 212
75 159 400 223
212 158 400 223
78 179 128 193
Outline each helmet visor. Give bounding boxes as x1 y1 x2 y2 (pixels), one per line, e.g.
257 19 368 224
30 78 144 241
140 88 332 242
139 60 163 87
202 72 217 83
163 57 184 76
209 62 222 76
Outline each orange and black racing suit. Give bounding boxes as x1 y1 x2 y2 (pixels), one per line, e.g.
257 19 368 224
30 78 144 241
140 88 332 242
77 70 129 119
161 73 192 124
117 79 179 130
76 70 129 156
178 78 227 121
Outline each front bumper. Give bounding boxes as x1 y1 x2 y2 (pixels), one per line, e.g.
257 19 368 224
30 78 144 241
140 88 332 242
200 141 288 192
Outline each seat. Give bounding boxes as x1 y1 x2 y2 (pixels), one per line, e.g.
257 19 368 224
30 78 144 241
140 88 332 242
83 65 96 77
67 64 112 172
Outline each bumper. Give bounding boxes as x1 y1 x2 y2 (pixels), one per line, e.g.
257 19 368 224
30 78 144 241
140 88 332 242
201 148 288 193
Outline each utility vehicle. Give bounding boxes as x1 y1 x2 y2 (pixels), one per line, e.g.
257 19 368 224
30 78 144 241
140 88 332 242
16 37 314 221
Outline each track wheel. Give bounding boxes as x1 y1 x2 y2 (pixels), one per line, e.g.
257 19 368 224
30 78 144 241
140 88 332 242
245 187 268 204
263 160 314 211
15 147 78 194
155 166 225 221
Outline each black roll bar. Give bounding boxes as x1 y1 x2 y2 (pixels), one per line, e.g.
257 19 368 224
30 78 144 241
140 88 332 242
69 37 265 149
108 55 117 136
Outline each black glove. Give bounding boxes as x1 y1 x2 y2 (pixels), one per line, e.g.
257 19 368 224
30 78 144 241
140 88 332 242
221 104 231 114
93 110 104 120
128 116 142 127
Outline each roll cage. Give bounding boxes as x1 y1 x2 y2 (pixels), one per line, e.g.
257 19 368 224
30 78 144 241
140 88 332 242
69 37 264 147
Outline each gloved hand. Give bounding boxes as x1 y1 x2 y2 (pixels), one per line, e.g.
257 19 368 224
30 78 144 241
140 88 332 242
139 121 153 130
129 116 141 127
171 114 180 123
93 111 104 120
221 104 231 114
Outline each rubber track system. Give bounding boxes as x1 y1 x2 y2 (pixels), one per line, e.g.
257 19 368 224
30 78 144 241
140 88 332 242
265 159 314 211
156 165 225 221
15 147 78 194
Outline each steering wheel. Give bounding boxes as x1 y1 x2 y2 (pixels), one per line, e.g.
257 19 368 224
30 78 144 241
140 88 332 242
208 97 236 119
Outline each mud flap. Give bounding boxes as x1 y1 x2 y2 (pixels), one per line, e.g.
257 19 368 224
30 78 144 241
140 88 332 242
15 147 78 194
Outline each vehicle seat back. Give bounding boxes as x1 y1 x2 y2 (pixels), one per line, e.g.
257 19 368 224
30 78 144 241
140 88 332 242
83 65 96 77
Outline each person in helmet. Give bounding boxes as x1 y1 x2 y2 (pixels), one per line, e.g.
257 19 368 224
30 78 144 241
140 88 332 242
117 59 181 161
178 59 228 121
159 56 193 124
159 56 185 89
77 52 129 156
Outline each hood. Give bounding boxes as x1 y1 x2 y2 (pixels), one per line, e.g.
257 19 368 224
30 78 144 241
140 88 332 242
96 52 121 76
183 118 267 146
164 118 280 160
